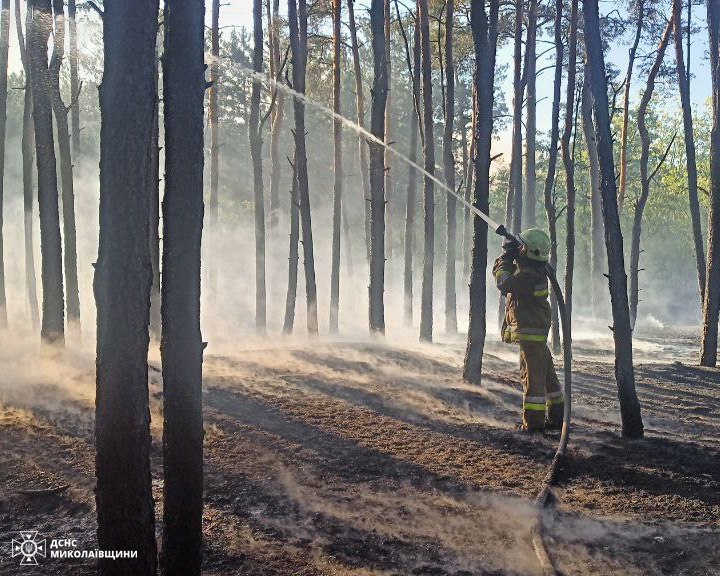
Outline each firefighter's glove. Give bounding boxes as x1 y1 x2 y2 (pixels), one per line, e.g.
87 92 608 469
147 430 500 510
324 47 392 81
501 236 521 261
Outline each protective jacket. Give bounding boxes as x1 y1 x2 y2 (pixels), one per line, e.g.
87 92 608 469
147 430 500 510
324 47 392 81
493 254 551 343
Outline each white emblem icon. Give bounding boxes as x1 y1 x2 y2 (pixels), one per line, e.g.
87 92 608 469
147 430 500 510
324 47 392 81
11 531 46 565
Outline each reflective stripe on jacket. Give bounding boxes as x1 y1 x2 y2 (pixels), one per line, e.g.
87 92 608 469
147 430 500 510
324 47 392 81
493 255 551 344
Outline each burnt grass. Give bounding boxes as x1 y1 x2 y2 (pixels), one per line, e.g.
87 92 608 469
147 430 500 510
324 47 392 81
1 336 719 575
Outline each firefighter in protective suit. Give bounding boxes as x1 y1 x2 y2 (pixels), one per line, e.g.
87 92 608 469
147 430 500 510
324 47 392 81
493 229 564 433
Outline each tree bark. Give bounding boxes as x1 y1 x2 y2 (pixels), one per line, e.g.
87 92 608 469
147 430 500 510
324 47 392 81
330 0 343 334
507 0 523 233
523 0 537 228
160 0 205 573
17 0 39 329
149 41 161 340
68 0 80 156
443 0 457 334
369 0 387 334
561 0 578 327
701 0 720 367
463 0 499 384
249 0 266 334
287 0 318 334
0 0 9 328
347 0 372 262
29 0 64 345
618 0 645 213
418 0 435 342
94 0 159 572
581 73 606 319
403 15 421 328
384 0 393 261
283 156 300 334
462 86 477 286
630 18 672 330
207 0 219 298
672 0 706 308
584 0 644 438
50 0 81 336
268 0 285 231
543 0 563 353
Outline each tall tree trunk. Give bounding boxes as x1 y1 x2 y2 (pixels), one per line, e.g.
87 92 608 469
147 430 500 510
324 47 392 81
561 0 579 326
462 86 477 286
288 0 318 334
384 0 393 261
94 0 159 572
581 73 606 319
369 0 387 334
630 17 672 330
347 0 372 262
208 0 219 298
68 0 80 156
418 0 435 342
404 15 421 328
50 0 80 336
443 0 457 334
250 0 266 334
701 0 720 367
507 0 523 234
268 0 284 230
330 0 343 333
523 0 537 228
543 0 563 353
160 0 205 573
0 0 9 328
463 0 499 384
17 0 39 329
584 0 644 438
149 42 161 340
672 0 706 308
283 157 300 334
618 0 645 213
29 0 64 345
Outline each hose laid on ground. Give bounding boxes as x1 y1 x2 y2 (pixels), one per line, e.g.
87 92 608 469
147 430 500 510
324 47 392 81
494 226 572 576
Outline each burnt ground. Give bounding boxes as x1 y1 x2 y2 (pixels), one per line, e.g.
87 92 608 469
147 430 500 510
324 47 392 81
0 332 719 575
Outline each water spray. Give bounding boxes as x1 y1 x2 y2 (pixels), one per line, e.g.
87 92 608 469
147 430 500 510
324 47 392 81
232 60 572 574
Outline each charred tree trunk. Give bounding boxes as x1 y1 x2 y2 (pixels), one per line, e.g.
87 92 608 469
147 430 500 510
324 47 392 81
17 0 39 329
561 0 578 327
584 0 644 438
443 0 457 334
50 0 80 336
384 0 393 261
268 0 284 231
149 43 161 340
160 1 205 573
0 0 9 328
618 0 645 213
330 0 343 333
283 156 300 334
581 73 606 319
523 0 537 228
418 0 435 342
404 15 421 328
543 0 563 353
207 0 219 298
507 0 523 233
701 0 720 367
68 0 79 156
288 0 318 334
462 87 477 285
347 0 372 262
672 0 706 308
250 0 266 334
463 0 499 384
29 0 64 345
368 0 387 334
94 0 159 572
630 18 672 330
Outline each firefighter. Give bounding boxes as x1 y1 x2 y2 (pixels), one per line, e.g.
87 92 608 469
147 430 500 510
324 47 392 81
493 228 564 433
